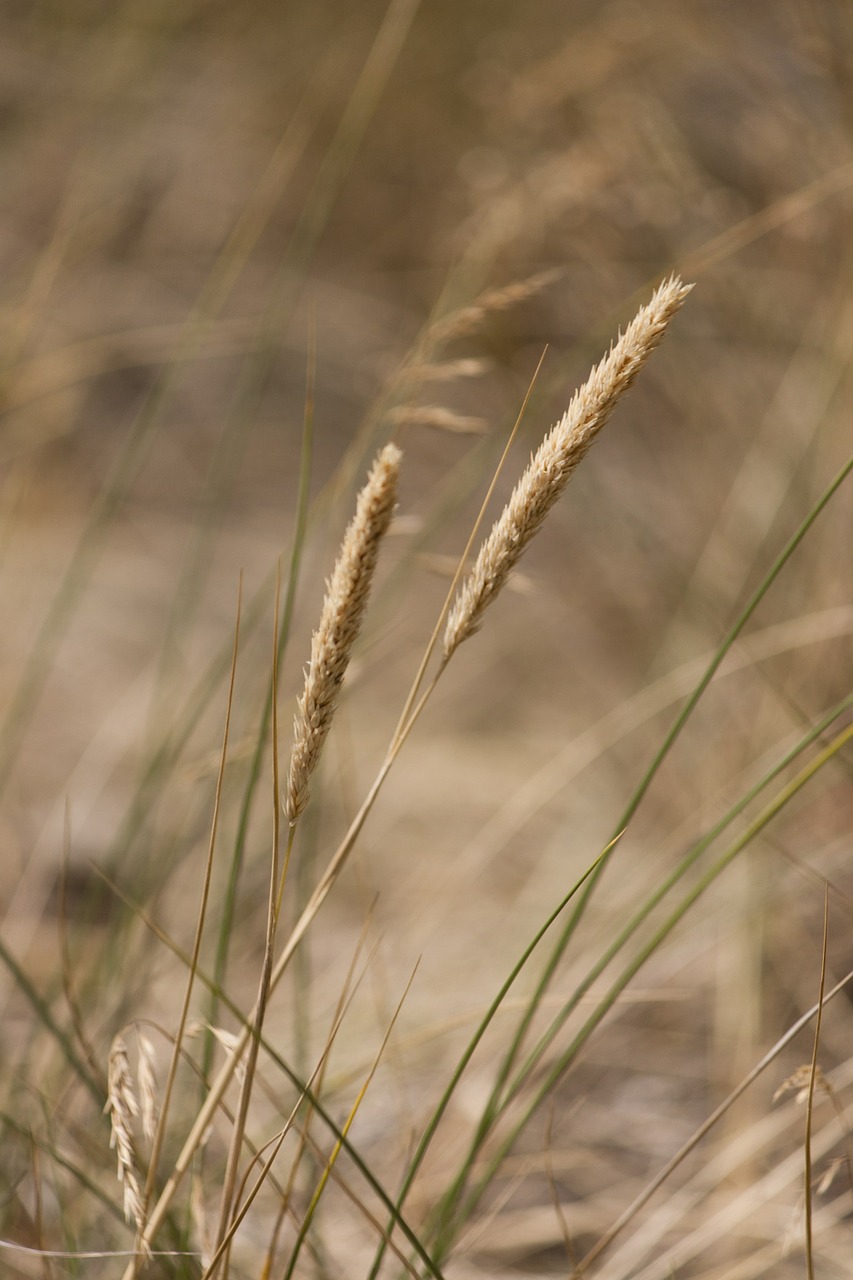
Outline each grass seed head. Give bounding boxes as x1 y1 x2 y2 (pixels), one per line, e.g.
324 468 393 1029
443 275 692 658
136 1030 159 1146
105 1033 146 1235
286 442 402 824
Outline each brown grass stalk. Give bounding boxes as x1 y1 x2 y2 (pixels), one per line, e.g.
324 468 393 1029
443 275 692 659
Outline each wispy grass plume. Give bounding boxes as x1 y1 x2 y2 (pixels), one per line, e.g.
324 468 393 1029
286 442 401 824
443 276 692 658
104 1034 145 1239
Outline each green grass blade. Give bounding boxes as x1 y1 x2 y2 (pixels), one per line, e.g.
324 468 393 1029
203 333 315 1085
98 874 444 1280
0 936 101 1103
365 847 610 1280
437 717 853 1254
502 454 851 1080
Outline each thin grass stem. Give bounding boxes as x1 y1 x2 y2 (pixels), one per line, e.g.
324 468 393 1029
804 888 830 1280
205 329 315 1085
389 347 547 749
281 965 418 1280
365 845 612 1280
132 579 242 1279
212 572 283 1269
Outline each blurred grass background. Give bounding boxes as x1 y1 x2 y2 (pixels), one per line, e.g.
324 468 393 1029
1 2 852 1276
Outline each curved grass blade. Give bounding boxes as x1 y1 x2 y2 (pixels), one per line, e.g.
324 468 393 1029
96 873 445 1280
436 717 853 1255
427 693 852 1252
575 957 853 1273
435 454 852 1240
365 845 611 1280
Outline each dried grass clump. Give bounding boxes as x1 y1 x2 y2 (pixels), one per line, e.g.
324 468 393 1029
285 442 401 824
443 275 692 658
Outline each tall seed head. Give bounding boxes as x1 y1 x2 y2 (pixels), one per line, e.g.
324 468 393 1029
105 1033 146 1236
286 443 402 824
443 276 692 658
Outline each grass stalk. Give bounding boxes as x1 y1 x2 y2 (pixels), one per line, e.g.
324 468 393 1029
442 277 691 658
576 958 853 1273
133 579 242 1276
281 965 419 1280
212 575 283 1267
204 331 315 1089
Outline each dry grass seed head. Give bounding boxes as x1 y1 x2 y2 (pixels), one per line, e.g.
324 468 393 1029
429 267 563 346
388 405 488 435
191 1171 214 1270
105 1033 146 1235
286 442 402 824
396 356 488 384
443 275 692 658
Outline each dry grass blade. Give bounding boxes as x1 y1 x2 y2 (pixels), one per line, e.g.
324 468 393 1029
395 357 488 383
130 577 243 1280
192 1172 214 1271
281 962 420 1280
443 276 692 659
804 887 830 1280
285 442 401 824
214 570 284 1270
575 961 853 1274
